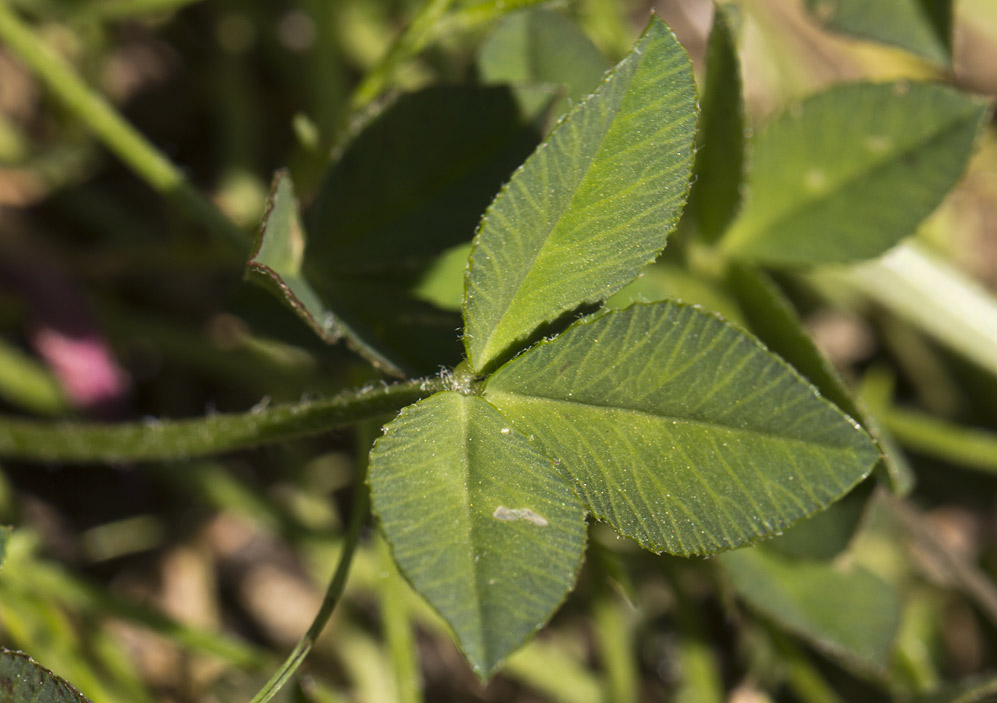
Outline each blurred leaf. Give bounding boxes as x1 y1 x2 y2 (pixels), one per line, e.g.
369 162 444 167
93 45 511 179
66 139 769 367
252 86 545 375
311 275 464 376
369 391 587 679
248 171 462 376
668 561 725 703
504 635 603 703
309 85 544 273
484 302 880 555
689 4 745 243
0 339 66 416
412 242 473 311
804 0 952 64
721 546 901 674
477 8 610 119
463 16 697 373
723 82 989 265
608 261 745 324
443 0 566 35
0 649 93 703
764 479 873 560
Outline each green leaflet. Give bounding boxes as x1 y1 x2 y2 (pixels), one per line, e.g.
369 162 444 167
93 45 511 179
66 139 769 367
368 391 586 679
477 7 610 120
249 84 545 376
483 302 879 556
246 169 464 377
689 4 745 244
804 0 951 64
247 170 346 346
720 546 901 674
463 15 697 373
722 82 989 266
0 650 94 703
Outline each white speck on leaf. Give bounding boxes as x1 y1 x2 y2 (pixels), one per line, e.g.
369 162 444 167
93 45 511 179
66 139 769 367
493 506 549 526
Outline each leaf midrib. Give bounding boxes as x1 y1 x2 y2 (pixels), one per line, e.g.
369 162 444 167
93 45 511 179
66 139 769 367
484 389 873 454
470 51 643 369
455 395 489 667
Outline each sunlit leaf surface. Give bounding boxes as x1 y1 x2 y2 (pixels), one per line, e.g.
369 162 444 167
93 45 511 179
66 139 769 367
369 391 586 679
463 16 697 373
484 302 879 555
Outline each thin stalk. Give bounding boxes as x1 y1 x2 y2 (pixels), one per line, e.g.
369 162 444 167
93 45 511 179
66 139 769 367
0 377 445 463
591 545 638 703
0 1 247 252
376 536 422 703
348 0 456 113
768 629 843 703
438 0 559 35
666 563 724 703
878 406 997 475
248 449 371 703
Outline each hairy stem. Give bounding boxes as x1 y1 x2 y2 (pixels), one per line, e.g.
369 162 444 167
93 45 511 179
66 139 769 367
248 437 372 703
0 377 445 463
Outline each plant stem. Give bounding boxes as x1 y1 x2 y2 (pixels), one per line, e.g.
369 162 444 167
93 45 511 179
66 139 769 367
248 445 371 703
591 545 638 703
878 406 997 475
0 1 247 253
348 0 456 113
377 525 422 703
768 628 842 703
667 564 724 703
0 377 445 463
436 0 555 35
